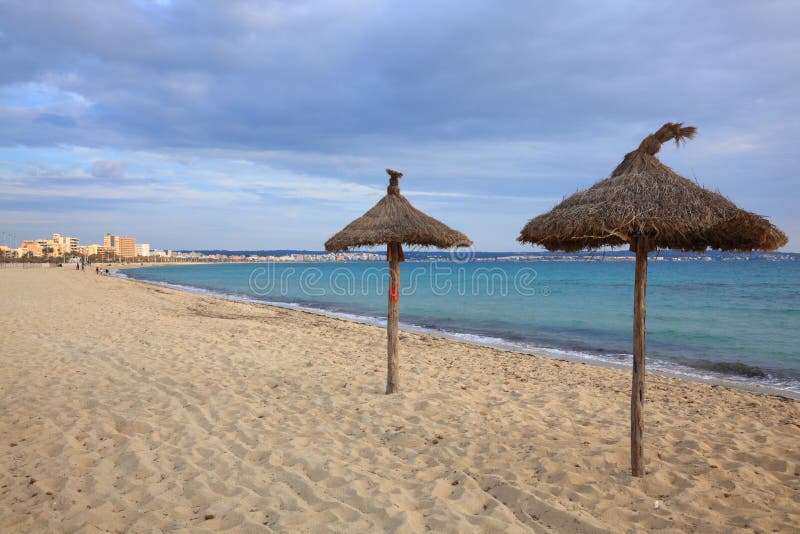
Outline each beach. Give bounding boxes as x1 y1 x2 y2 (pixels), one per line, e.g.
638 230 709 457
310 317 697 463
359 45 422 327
1 268 798 532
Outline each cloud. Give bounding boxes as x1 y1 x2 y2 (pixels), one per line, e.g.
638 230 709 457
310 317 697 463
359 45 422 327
0 1 797 250
91 160 127 179
0 1 796 150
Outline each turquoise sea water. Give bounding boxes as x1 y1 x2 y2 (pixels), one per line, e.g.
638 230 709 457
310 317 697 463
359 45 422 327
120 260 800 395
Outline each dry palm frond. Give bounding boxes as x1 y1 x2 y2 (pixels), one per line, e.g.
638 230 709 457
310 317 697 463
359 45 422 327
326 169 472 252
519 123 787 252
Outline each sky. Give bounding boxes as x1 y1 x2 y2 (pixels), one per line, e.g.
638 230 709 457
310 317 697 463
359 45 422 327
0 0 798 251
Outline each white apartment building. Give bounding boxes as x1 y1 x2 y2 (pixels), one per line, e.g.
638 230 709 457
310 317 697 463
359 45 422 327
135 243 151 257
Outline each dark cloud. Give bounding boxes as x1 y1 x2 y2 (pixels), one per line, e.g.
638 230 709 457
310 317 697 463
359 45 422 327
0 1 797 151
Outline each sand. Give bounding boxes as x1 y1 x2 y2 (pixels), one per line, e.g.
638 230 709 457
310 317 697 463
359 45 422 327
1 267 798 532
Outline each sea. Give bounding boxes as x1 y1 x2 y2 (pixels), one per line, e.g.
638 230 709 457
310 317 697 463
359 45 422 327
119 253 800 397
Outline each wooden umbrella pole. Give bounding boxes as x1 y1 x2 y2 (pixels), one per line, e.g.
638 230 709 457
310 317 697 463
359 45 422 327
631 237 649 477
386 242 402 394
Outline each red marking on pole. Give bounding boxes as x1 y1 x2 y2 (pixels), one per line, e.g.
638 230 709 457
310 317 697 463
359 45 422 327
390 284 399 302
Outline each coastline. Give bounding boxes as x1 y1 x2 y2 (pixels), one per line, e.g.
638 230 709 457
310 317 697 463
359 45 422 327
2 267 798 532
115 263 800 400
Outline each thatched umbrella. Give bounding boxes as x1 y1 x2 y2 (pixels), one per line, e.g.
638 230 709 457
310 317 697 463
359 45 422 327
326 169 472 394
518 123 787 477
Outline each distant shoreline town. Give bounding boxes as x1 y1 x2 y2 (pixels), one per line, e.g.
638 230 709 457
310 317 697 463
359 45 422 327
0 231 389 263
0 231 795 264
1 232 166 262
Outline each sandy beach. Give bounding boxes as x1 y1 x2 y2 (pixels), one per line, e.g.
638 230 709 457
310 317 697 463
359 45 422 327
1 267 798 532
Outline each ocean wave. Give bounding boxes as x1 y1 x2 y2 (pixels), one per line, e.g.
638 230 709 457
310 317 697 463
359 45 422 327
684 360 769 378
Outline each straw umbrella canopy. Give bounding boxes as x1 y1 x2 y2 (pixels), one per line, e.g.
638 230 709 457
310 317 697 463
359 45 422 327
326 169 472 394
518 123 787 477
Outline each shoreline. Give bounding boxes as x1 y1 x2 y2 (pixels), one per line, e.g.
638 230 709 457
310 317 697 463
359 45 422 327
115 264 800 401
2 267 798 532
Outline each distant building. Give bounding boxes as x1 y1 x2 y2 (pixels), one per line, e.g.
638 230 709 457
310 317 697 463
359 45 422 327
115 237 136 258
79 244 106 256
104 233 116 249
20 240 43 257
64 236 79 253
135 243 150 257
96 246 114 258
25 233 81 256
35 238 64 256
